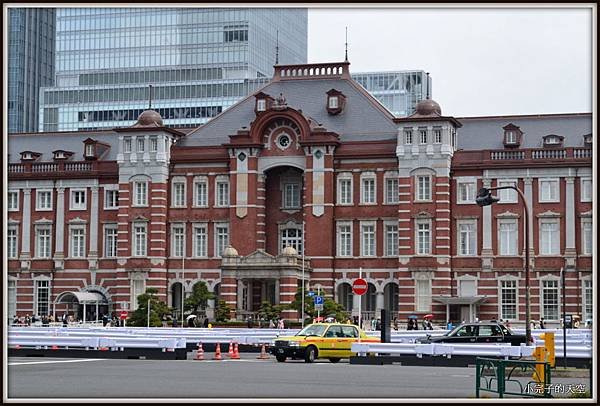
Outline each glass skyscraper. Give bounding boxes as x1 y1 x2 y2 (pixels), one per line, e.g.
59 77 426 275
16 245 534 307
36 8 429 132
8 8 56 133
39 8 307 131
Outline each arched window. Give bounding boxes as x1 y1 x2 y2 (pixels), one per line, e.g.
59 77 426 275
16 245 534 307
337 283 353 311
361 283 377 313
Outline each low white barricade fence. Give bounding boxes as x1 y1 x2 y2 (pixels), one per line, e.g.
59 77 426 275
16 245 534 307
8 334 186 351
351 342 535 359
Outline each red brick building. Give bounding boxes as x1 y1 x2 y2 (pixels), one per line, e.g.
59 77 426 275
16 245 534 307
7 62 593 327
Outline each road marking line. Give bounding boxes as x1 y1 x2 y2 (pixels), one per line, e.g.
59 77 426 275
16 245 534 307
8 359 106 366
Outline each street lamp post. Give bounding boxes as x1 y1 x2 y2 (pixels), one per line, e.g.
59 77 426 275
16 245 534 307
476 186 533 345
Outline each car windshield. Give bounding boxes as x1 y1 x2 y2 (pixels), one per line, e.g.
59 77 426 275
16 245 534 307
296 324 327 337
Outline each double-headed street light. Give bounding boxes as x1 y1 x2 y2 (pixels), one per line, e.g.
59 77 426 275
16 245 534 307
476 186 533 346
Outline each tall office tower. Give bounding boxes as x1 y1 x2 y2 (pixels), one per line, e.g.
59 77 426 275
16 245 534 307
352 71 432 117
8 8 56 133
39 8 307 131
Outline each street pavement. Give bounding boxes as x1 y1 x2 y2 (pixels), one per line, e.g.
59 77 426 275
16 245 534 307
7 354 591 400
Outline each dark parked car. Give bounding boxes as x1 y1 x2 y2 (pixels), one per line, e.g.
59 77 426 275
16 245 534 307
417 322 527 346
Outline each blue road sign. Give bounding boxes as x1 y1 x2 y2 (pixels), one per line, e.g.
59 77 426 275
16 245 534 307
308 291 315 297
314 296 323 305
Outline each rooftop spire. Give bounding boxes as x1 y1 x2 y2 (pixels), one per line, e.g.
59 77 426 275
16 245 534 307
344 26 348 62
148 84 153 109
275 30 279 65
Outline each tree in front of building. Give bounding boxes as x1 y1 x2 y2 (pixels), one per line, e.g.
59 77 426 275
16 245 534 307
257 300 286 323
215 299 232 322
128 288 173 327
184 281 215 316
287 287 348 323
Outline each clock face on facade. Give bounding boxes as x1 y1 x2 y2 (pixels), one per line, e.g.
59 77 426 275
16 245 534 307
277 133 291 149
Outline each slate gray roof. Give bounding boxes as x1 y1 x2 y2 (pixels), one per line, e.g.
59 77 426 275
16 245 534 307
8 131 120 163
181 78 399 147
456 114 592 150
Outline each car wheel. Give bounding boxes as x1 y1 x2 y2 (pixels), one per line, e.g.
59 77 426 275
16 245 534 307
304 346 317 363
276 355 286 363
329 357 341 363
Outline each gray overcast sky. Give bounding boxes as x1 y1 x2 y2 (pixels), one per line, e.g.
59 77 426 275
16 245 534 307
307 6 593 117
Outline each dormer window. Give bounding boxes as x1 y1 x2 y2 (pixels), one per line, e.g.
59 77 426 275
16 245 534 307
326 89 346 115
254 92 274 115
543 134 564 147
583 134 592 146
85 144 95 157
328 96 339 109
502 123 522 148
83 137 105 160
52 150 73 161
20 151 41 161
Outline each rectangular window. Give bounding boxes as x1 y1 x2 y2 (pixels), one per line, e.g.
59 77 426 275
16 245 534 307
541 280 559 320
8 227 18 258
70 227 85 258
498 220 517 255
171 225 185 257
131 279 144 310
361 177 376 204
137 137 145 152
458 222 476 256
416 176 431 201
581 178 592 202
133 223 147 257
36 227 51 258
419 129 428 144
539 179 559 202
328 96 338 108
8 191 19 211
416 221 431 255
37 190 53 210
194 180 208 207
150 137 158 152
36 280 50 316
8 280 17 319
104 189 119 209
457 181 475 204
506 131 516 144
104 226 117 258
283 183 300 209
194 225 207 257
337 223 352 257
500 280 517 320
216 181 229 207
582 220 592 255
360 223 375 257
338 178 353 205
385 224 398 256
281 228 303 255
256 99 266 111
583 280 592 321
215 224 229 257
70 189 86 210
385 178 399 204
85 143 94 157
540 220 559 255
172 182 186 207
434 129 442 144
416 279 431 312
134 182 148 206
498 180 518 203
124 137 131 153
404 130 413 145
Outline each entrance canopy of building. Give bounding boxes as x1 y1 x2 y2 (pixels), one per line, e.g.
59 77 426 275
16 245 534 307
432 296 488 324
56 291 107 304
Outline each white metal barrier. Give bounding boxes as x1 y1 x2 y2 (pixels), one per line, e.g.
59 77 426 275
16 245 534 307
350 342 536 359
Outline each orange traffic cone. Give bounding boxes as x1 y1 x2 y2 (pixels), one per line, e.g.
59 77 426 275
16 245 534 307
194 342 205 360
51 345 59 350
231 342 240 359
227 341 234 357
256 343 270 360
213 343 223 360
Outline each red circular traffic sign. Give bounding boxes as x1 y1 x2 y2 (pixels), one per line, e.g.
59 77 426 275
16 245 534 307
119 311 128 320
352 278 368 295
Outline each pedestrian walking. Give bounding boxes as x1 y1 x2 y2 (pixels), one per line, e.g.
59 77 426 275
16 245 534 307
539 318 546 329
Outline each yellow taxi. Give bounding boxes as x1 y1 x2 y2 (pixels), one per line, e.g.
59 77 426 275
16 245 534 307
269 322 380 363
